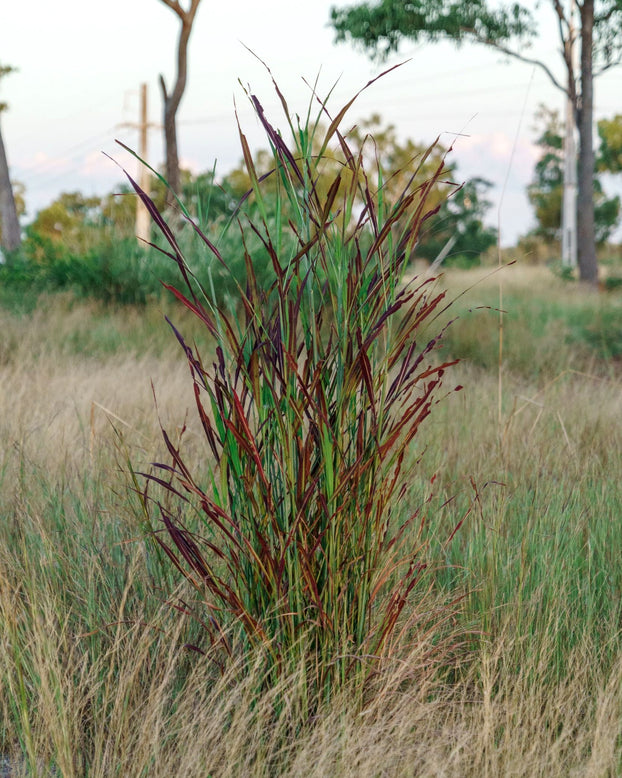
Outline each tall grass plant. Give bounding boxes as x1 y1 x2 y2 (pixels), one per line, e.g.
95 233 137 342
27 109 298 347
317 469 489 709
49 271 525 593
131 74 464 704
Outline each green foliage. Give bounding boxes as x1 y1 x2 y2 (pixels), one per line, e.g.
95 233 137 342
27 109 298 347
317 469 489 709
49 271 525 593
330 0 622 75
527 107 564 243
0 63 18 113
416 176 497 265
103 167 238 234
225 112 450 213
134 77 463 707
0 228 71 305
441 271 622 375
183 169 238 230
6 118 490 308
330 0 535 59
590 1 622 73
28 169 238 254
226 113 496 267
0 167 242 307
597 114 622 174
30 191 103 254
44 240 172 306
567 303 622 360
602 274 622 291
0 229 175 306
527 106 620 245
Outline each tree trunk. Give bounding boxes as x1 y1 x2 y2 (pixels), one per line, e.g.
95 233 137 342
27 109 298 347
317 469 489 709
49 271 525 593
576 0 598 285
159 0 201 206
161 76 182 200
0 117 21 252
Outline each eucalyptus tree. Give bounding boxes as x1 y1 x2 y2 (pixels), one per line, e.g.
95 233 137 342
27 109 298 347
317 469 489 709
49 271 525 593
330 0 622 285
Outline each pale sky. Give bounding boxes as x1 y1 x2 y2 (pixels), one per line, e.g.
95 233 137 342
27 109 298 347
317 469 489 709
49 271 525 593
1 0 621 245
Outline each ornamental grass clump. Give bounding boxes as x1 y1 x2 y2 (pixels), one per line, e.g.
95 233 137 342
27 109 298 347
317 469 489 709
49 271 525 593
131 70 462 703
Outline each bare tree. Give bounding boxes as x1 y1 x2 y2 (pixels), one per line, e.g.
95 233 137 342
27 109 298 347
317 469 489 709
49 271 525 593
157 0 203 203
0 64 20 252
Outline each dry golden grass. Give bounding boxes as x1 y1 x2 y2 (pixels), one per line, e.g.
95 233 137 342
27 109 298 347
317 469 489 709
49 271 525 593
0 613 620 776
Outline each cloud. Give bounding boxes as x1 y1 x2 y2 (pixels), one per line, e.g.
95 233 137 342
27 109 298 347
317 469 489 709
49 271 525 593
80 151 118 177
18 151 72 175
443 132 540 246
454 132 540 185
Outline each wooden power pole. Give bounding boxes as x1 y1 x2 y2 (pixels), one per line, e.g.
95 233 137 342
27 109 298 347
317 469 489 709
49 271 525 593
136 83 151 244
120 83 156 244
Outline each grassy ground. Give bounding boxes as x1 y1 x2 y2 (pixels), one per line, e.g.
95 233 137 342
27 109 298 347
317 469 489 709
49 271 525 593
0 265 621 776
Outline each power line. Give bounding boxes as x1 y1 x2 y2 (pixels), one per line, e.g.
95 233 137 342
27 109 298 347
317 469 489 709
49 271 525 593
17 127 121 178
19 130 134 192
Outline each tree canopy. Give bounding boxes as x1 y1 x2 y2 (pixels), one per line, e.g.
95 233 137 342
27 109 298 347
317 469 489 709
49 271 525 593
331 1 622 79
332 1 534 60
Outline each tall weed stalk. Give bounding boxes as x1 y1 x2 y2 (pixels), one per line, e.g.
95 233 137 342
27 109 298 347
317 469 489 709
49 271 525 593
131 73 462 703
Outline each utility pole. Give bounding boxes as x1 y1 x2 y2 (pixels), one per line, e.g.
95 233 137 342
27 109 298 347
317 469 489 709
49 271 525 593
562 0 578 269
119 83 157 244
136 83 151 244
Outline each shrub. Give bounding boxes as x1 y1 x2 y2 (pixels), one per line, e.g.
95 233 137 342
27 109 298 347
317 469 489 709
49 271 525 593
45 239 178 306
132 72 464 709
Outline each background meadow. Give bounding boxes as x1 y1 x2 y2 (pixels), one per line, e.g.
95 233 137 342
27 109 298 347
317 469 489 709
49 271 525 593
0 260 621 775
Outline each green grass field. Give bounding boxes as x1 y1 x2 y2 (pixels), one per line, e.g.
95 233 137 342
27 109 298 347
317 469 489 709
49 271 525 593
0 264 621 776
